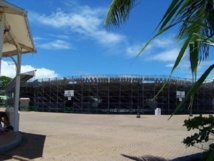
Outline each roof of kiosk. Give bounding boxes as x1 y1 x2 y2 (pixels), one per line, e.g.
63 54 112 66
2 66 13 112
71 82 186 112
0 0 36 57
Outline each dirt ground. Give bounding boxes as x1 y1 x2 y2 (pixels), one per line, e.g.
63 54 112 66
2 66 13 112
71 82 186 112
0 112 209 161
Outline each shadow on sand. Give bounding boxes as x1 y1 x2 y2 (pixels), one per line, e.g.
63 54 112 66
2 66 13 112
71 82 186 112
121 154 168 161
0 132 46 160
171 153 202 161
121 153 202 161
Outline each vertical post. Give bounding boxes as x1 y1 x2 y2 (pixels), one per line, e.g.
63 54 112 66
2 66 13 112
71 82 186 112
0 13 4 75
13 51 21 132
6 23 23 132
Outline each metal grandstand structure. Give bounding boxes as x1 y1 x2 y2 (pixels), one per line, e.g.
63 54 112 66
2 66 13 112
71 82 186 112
7 75 214 114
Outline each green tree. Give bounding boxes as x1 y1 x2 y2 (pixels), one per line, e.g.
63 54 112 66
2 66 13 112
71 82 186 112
105 0 214 160
105 0 214 115
0 76 12 89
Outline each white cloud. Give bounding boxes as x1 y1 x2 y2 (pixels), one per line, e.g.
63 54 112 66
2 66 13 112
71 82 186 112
29 6 125 46
147 48 180 62
195 60 214 77
1 60 59 80
164 58 214 79
125 41 156 58
166 63 174 68
34 68 59 80
123 34 196 78
1 61 16 78
152 37 175 48
37 40 71 49
33 36 45 41
131 34 186 63
49 34 70 40
125 34 179 59
93 31 125 45
126 44 142 57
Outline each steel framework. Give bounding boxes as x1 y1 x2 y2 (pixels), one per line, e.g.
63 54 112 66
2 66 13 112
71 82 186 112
17 75 214 114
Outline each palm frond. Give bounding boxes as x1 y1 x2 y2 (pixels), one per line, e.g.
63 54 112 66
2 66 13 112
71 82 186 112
155 0 213 63
169 64 214 120
154 34 192 98
190 41 199 78
173 0 212 60
105 0 214 116
105 0 136 28
157 0 183 30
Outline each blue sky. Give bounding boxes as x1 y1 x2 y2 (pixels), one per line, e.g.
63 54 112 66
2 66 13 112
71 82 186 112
2 0 214 80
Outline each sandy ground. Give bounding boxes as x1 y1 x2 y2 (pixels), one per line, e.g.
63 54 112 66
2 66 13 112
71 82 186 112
0 111 210 161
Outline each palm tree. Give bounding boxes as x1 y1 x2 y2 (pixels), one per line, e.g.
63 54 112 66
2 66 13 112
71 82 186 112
105 1 214 160
105 0 214 116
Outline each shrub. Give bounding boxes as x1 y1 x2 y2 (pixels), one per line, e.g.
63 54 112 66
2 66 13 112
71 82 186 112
183 115 214 161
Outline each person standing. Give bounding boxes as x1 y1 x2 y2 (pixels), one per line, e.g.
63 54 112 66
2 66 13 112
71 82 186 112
0 111 13 133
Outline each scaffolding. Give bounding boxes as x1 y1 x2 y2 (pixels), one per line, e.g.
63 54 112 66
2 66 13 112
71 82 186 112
16 75 214 114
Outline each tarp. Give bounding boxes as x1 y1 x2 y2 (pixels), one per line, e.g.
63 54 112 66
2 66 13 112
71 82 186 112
0 0 36 57
20 70 36 81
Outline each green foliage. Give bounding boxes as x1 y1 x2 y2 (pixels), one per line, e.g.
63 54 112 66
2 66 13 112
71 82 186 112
105 0 137 28
105 1 214 160
203 144 214 161
0 76 12 89
183 115 214 147
64 107 73 113
183 115 214 161
105 0 214 115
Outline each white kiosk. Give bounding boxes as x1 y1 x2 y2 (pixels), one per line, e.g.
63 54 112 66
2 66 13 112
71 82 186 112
0 1 36 132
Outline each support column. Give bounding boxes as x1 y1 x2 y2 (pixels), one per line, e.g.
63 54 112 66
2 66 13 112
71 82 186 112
5 22 23 132
13 51 21 132
0 13 4 75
